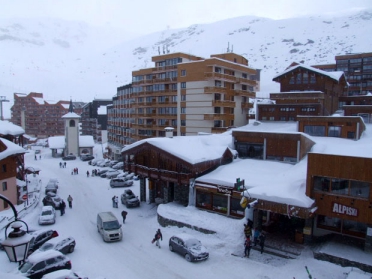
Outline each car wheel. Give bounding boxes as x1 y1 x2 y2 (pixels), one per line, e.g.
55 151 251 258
69 245 75 253
169 245 174 252
185 253 192 262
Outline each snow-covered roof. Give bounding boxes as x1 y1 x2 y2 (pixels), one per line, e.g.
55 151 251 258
48 135 94 149
0 120 25 136
122 133 234 164
0 138 26 160
97 106 107 115
61 112 80 118
33 97 45 105
61 103 69 109
273 64 345 82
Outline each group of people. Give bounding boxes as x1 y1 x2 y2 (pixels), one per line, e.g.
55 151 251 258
243 222 266 258
71 168 79 175
59 195 74 216
59 162 67 168
112 196 119 208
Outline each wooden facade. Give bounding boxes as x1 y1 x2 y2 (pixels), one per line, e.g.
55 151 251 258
232 130 315 163
306 153 372 239
297 116 366 140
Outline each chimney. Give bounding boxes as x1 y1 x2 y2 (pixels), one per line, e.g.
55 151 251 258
164 127 174 138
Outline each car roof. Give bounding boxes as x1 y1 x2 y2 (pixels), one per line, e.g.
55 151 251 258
40 269 76 279
42 236 74 245
173 233 199 242
41 206 54 211
27 249 66 263
29 229 56 237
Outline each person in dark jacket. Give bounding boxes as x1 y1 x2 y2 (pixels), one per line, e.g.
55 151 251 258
253 227 260 246
258 232 266 254
121 210 127 224
152 229 163 248
60 200 66 216
244 223 252 239
244 236 252 257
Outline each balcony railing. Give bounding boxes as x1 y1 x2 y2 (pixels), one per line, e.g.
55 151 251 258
212 100 236 108
204 113 235 121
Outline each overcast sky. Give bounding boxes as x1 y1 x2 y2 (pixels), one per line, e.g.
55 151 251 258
1 0 372 35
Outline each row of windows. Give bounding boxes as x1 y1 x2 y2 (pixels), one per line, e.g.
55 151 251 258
280 107 296 112
157 58 182 67
262 107 316 112
289 73 316 84
313 176 370 198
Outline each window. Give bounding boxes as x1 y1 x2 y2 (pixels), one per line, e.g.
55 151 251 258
304 125 326 136
181 107 186 114
215 67 222 73
181 120 186 126
2 164 6 172
181 95 186 101
289 76 295 84
296 73 302 84
331 179 349 195
242 73 247 78
181 70 186 76
347 132 355 139
280 117 286 121
2 182 7 191
181 82 186 89
212 195 227 212
196 191 212 209
350 180 370 198
303 72 308 83
69 120 75 127
215 80 222 87
328 126 341 137
310 74 316 84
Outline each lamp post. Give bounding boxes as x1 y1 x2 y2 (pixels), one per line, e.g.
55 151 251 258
24 167 36 206
0 194 32 265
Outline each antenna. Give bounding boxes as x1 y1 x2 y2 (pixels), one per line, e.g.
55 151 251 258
227 42 230 53
231 45 233 53
158 46 160 55
163 45 165 54
166 45 170 54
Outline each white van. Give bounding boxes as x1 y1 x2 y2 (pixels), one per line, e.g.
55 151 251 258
97 212 122 242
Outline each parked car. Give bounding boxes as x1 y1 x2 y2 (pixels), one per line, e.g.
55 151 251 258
45 180 59 195
133 175 139 181
42 192 62 209
80 154 94 161
112 162 124 169
89 158 102 166
105 170 121 179
121 189 140 208
17 250 71 279
35 150 41 154
62 154 76 161
28 229 59 255
38 206 56 225
35 236 76 255
97 159 109 167
110 177 134 188
168 234 209 262
116 171 128 178
108 160 118 167
41 269 88 279
99 168 115 178
125 173 135 180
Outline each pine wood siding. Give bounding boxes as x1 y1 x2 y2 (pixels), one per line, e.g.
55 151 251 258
306 153 372 224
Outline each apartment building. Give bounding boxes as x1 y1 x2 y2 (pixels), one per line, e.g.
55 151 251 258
81 99 112 142
257 63 347 121
11 92 85 138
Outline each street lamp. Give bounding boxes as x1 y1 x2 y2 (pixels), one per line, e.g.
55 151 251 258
0 194 32 265
24 167 36 206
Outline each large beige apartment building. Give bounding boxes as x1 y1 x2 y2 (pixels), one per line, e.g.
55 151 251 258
107 52 259 158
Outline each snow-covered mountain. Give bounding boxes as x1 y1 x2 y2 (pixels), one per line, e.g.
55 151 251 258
1 10 372 119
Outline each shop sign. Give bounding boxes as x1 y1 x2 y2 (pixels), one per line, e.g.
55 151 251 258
217 186 232 195
332 202 358 217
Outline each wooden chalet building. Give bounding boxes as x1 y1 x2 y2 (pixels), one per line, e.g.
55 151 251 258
257 63 348 121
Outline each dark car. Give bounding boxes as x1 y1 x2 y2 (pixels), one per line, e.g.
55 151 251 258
80 155 94 161
62 155 76 161
99 168 114 178
28 229 59 255
169 234 209 262
35 236 76 255
42 192 62 209
121 189 140 208
110 177 134 188
17 250 71 279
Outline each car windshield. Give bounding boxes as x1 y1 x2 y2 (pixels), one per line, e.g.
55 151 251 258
185 238 201 248
54 197 61 202
103 221 120 230
39 243 54 251
42 210 53 216
19 262 33 273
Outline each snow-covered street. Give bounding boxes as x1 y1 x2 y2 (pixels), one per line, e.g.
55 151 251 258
1 146 371 279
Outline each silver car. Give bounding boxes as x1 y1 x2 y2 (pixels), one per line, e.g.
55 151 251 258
110 177 133 188
38 206 56 225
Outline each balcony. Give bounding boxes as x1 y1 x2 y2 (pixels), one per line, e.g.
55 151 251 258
204 86 227 94
211 127 230 133
204 72 239 82
212 100 236 108
204 113 234 121
241 103 253 109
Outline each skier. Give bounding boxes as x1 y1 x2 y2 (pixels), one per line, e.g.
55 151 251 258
60 200 66 216
121 210 127 224
67 195 73 208
244 236 252 257
259 232 266 254
152 229 163 248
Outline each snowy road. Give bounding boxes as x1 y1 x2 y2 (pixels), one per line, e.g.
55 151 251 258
1 147 367 279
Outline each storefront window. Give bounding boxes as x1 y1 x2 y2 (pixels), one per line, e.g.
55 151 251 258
196 191 212 210
343 220 367 237
317 215 341 232
213 195 228 212
350 180 370 198
331 179 349 195
314 176 330 192
230 198 244 217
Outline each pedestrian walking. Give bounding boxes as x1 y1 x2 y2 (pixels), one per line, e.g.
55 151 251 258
60 200 66 216
259 232 266 254
76 167 79 174
71 169 74 175
59 162 62 168
64 162 66 168
244 223 252 239
34 155 37 160
112 196 116 208
67 195 73 208
39 155 41 159
121 210 127 224
244 236 252 257
114 196 118 208
86 170 90 177
152 229 163 248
